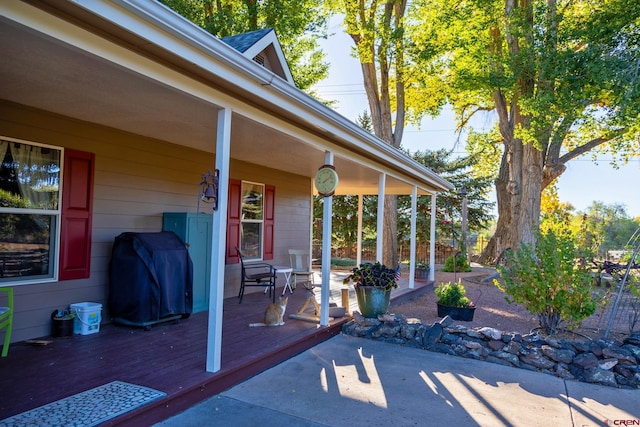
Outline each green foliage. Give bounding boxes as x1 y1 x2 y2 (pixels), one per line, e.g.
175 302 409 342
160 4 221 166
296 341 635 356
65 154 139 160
331 258 356 267
159 0 329 91
435 281 473 308
442 254 471 272
342 262 399 292
405 149 495 239
411 0 640 261
414 260 430 270
495 225 598 335
571 202 640 258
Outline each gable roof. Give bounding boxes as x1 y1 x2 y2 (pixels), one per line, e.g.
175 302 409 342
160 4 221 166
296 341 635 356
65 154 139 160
221 28 295 85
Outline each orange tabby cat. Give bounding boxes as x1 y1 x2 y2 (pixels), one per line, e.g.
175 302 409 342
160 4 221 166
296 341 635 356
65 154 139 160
249 296 288 327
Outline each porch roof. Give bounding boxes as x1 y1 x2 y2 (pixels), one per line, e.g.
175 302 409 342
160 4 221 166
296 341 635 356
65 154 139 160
0 0 453 196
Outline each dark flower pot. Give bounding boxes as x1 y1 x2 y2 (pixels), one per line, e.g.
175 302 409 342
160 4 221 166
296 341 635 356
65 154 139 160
437 302 476 321
355 286 391 318
51 311 74 337
414 267 429 281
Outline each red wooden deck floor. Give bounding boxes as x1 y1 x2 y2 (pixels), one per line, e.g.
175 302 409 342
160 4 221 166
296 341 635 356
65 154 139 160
0 276 431 425
0 288 349 425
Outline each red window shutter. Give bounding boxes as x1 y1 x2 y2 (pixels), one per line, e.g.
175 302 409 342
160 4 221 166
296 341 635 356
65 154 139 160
59 149 95 280
225 179 241 264
263 185 275 260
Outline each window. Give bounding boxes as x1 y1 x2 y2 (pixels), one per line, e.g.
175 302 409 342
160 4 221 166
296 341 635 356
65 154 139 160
240 182 264 259
0 138 94 284
226 179 274 263
0 138 61 282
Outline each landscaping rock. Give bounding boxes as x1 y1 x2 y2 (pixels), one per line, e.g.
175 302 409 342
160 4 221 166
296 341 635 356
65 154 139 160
422 323 443 347
479 327 502 340
573 353 599 370
624 333 640 346
541 345 575 364
488 340 505 351
599 358 619 370
341 316 640 389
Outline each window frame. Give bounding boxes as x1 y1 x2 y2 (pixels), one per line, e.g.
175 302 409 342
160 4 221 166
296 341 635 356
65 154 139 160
226 179 274 264
240 180 265 261
0 136 63 285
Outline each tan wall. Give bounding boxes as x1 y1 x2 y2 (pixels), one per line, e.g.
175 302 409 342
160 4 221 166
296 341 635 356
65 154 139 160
0 102 312 342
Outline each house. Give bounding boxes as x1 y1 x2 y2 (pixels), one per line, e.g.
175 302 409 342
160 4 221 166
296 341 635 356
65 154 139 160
0 0 453 371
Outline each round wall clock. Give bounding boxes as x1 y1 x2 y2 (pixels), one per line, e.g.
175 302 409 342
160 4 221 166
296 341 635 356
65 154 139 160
314 164 339 197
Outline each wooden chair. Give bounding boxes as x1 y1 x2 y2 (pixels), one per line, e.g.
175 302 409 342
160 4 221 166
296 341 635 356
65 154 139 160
0 287 14 357
288 249 315 290
236 247 276 304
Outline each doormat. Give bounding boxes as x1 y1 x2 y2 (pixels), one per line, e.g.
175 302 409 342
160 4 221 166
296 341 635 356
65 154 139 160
0 381 166 427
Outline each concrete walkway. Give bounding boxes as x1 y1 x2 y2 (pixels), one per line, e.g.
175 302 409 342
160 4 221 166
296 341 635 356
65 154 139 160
155 334 639 427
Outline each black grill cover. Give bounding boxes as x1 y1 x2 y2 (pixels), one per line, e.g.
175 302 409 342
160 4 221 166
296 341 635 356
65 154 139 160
109 231 193 324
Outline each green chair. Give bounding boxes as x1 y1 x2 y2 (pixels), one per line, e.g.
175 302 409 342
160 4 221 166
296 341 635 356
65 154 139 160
0 287 13 357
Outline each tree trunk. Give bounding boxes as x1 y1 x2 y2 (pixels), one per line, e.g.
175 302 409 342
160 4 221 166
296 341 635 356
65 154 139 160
382 195 398 267
479 141 543 264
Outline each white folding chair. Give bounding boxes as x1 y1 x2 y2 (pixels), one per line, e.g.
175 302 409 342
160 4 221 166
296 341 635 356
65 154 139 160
288 249 315 290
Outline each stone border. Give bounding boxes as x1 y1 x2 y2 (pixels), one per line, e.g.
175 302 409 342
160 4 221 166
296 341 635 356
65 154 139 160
342 312 640 389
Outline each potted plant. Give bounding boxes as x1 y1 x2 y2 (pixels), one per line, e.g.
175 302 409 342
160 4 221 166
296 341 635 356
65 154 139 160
51 309 76 337
414 261 430 281
343 262 399 317
434 280 475 321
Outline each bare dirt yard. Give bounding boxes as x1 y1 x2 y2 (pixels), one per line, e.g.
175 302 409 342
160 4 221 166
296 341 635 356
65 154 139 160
388 266 634 342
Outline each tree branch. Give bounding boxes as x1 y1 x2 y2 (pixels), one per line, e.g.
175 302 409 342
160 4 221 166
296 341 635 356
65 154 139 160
558 128 626 164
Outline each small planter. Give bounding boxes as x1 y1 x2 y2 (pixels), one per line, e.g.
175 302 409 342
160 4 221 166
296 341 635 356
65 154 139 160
51 310 75 337
436 303 476 321
414 267 429 281
355 286 391 318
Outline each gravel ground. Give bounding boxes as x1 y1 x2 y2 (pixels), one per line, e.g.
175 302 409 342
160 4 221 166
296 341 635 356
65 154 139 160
389 268 540 335
387 267 619 341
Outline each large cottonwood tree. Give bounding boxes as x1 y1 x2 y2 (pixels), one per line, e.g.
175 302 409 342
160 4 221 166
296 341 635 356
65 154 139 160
327 0 445 267
413 0 640 263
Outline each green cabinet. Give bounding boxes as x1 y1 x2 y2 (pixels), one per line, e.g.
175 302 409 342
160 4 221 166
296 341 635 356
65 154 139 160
163 213 212 313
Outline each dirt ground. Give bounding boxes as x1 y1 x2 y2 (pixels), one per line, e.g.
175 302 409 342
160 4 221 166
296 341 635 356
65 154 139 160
388 267 630 342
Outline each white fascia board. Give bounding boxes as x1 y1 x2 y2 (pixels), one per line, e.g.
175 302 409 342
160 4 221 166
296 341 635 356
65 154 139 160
99 1 454 192
55 0 453 193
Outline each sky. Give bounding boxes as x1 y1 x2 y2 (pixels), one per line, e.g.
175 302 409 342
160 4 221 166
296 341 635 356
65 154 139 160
311 17 640 218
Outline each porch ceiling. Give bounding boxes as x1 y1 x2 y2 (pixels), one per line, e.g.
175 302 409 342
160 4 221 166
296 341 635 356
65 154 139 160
0 5 443 196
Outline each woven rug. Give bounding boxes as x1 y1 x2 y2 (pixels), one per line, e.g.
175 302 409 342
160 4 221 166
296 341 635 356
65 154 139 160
0 381 166 427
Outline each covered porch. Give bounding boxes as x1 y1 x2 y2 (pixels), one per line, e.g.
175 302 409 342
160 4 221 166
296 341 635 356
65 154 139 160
0 273 432 425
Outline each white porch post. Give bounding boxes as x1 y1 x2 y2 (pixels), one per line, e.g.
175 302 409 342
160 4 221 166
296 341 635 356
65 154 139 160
319 151 334 326
376 173 386 263
409 186 418 289
430 192 437 282
206 108 231 372
356 194 363 266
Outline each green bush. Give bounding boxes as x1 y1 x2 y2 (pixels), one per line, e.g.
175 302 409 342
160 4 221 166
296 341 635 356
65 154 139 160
435 281 473 307
442 254 471 272
331 258 356 267
494 226 598 335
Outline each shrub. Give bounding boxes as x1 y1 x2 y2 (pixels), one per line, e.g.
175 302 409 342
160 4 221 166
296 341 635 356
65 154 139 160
435 281 473 308
494 226 598 335
442 254 471 272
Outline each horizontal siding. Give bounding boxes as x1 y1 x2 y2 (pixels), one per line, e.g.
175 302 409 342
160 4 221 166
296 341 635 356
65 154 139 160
0 102 312 342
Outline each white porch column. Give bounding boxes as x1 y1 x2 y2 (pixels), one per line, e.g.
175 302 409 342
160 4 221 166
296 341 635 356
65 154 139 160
356 194 363 266
376 173 386 263
409 186 418 289
319 151 334 326
206 108 231 373
430 192 437 282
